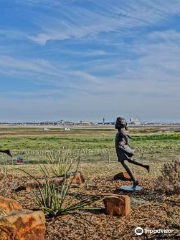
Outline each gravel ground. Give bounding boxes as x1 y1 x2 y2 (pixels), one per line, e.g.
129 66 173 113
1 175 180 240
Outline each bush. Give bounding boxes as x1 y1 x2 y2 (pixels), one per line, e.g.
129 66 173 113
156 160 180 195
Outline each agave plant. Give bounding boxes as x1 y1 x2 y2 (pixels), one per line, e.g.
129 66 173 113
18 156 101 217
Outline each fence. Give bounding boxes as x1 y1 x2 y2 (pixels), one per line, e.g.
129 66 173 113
0 145 179 166
0 148 112 165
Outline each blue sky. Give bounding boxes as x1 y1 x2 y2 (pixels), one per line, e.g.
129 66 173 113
1 0 180 122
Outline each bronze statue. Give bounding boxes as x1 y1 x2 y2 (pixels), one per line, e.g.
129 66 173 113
0 149 12 157
115 117 149 189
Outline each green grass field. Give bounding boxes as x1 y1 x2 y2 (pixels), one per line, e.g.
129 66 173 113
0 125 180 178
1 126 180 150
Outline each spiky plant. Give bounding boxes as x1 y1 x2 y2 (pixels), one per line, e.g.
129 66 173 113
18 156 101 217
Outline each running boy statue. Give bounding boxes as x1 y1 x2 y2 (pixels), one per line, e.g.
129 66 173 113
115 117 149 189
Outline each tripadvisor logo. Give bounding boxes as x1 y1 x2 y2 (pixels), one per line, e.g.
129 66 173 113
135 227 174 236
135 227 143 235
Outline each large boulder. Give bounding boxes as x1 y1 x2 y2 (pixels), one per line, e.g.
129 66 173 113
0 196 45 240
103 194 130 216
0 210 45 240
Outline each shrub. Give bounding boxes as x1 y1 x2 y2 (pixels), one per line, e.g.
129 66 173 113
156 160 180 195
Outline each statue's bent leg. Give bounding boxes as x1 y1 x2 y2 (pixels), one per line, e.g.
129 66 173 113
127 158 146 167
127 158 149 172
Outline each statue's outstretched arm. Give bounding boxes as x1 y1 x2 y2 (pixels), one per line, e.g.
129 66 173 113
0 149 12 157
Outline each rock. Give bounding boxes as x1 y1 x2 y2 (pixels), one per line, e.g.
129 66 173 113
15 172 85 192
15 177 64 192
0 196 45 240
0 196 22 214
103 194 130 216
0 173 4 181
0 210 45 240
7 174 14 180
0 173 14 181
71 172 85 185
59 172 85 186
113 172 137 181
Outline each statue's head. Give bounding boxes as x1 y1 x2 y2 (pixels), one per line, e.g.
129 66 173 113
115 117 128 130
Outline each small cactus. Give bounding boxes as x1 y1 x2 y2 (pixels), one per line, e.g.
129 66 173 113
155 160 180 195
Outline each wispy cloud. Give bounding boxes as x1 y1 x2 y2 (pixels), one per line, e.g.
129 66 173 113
0 55 63 83
1 0 180 121
26 0 180 45
0 54 104 91
148 30 180 43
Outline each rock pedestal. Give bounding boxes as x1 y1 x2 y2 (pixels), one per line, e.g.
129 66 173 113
113 172 137 181
103 194 130 216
